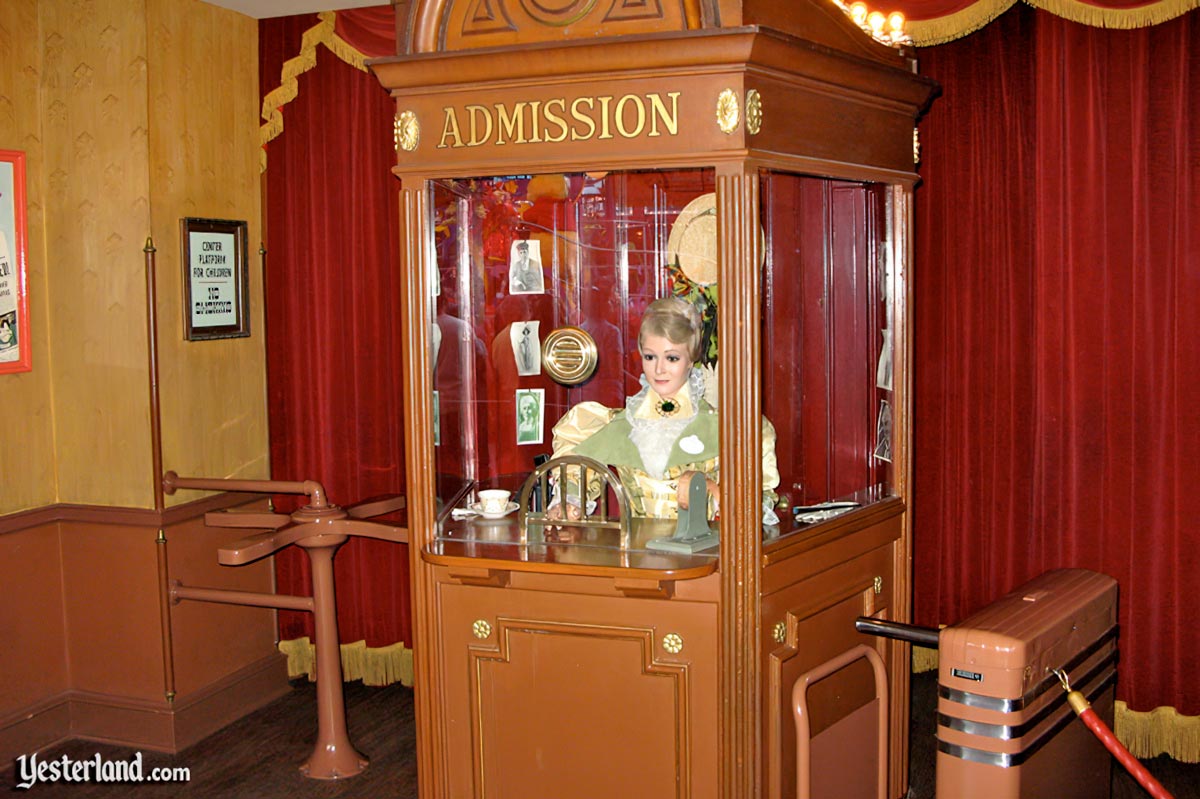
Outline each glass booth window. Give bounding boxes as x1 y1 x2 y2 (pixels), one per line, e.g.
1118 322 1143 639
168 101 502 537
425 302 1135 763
428 169 717 514
427 169 895 537
761 171 896 534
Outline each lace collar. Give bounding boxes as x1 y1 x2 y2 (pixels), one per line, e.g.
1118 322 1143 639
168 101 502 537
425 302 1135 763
625 369 706 479
626 368 706 422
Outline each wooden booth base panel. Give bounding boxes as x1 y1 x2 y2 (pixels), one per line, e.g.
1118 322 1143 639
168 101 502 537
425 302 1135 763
438 572 720 799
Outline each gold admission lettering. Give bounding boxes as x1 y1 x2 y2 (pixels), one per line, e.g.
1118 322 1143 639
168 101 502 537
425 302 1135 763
527 100 543 143
465 105 493 147
614 94 644 138
495 102 527 145
596 95 614 140
542 98 568 143
438 108 464 148
570 97 596 140
647 93 679 136
436 91 680 149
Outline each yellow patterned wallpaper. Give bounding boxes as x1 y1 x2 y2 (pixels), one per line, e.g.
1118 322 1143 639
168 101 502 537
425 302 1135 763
147 0 269 503
0 0 266 513
0 0 55 512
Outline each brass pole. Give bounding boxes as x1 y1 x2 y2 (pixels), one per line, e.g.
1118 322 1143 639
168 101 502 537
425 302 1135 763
146 236 176 704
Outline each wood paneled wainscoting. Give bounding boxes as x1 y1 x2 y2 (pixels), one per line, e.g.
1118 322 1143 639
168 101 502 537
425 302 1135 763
0 495 290 764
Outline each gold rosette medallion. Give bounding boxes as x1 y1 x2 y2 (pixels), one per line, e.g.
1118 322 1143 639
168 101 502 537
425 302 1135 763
394 110 419 153
716 89 740 134
745 89 763 135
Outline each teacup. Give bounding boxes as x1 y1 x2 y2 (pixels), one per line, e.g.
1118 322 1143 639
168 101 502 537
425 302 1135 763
478 489 512 515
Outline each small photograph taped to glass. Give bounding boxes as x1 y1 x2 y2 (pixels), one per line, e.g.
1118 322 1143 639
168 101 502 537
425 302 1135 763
508 239 544 295
432 390 440 446
516 388 545 445
511 320 541 376
876 329 893 391
874 399 892 463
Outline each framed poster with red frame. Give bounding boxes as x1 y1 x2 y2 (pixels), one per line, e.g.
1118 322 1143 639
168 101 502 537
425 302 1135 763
0 149 30 375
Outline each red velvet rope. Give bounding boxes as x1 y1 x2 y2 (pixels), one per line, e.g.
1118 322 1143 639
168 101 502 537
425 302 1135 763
1074 699 1175 799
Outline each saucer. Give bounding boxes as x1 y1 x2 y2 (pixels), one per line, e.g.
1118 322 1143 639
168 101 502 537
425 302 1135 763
468 501 519 519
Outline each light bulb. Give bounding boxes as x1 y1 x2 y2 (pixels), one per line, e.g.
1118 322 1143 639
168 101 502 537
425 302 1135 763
887 11 905 32
868 11 886 33
850 2 869 25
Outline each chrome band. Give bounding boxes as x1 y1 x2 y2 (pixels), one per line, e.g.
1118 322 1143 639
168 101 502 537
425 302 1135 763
937 672 1116 768
938 652 1116 739
938 624 1117 712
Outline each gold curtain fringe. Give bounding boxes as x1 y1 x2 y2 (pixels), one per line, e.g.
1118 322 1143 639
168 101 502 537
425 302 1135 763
912 644 940 674
258 10 371 172
277 636 415 687
1026 0 1200 28
321 22 369 72
340 639 416 686
278 636 316 678
911 624 947 673
1116 701 1200 763
909 0 1018 46
909 0 1200 46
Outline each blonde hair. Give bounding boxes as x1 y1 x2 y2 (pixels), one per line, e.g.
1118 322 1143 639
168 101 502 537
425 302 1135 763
638 297 702 361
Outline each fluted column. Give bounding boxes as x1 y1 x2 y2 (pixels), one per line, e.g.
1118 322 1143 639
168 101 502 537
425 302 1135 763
716 164 764 799
398 178 447 798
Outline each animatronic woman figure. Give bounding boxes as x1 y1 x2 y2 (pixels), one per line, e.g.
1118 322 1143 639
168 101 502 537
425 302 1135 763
548 297 779 523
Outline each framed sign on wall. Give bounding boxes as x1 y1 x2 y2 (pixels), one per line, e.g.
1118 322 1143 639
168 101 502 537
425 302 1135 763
0 149 31 375
181 217 250 341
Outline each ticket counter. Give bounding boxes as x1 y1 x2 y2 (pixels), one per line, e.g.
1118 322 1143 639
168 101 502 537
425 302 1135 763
370 4 936 796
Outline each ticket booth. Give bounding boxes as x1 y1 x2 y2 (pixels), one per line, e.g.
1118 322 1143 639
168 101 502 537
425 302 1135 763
370 3 936 796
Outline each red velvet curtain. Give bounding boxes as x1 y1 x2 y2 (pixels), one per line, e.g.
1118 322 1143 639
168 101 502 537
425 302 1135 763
260 15 410 648
913 4 1200 715
333 5 398 55
256 5 1200 717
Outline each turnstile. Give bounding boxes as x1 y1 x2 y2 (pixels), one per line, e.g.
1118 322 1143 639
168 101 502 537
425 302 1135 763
852 568 1118 798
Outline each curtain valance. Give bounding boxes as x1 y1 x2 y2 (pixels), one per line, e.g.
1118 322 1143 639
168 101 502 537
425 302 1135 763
258 2 1199 158
897 0 1198 44
325 3 1200 51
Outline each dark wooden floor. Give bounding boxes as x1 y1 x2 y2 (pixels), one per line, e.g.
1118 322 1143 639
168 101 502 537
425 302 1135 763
4 671 1195 797
3 680 417 798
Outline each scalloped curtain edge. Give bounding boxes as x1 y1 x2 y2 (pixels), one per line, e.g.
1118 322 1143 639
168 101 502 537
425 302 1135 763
259 11 370 173
907 0 1019 46
909 0 1200 46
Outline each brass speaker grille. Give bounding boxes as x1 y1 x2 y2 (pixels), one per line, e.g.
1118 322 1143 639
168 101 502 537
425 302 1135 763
541 326 598 386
